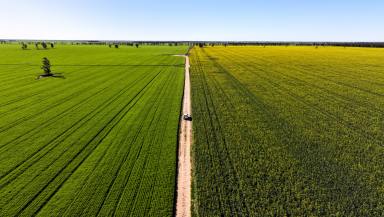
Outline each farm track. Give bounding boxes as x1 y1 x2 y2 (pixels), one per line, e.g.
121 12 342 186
0 45 187 216
175 55 192 217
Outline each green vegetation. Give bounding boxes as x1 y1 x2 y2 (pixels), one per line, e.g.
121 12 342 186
190 46 384 216
41 57 52 75
3 43 384 216
0 44 187 216
21 43 28 50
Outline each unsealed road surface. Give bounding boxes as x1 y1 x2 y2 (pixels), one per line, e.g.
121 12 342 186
176 55 192 217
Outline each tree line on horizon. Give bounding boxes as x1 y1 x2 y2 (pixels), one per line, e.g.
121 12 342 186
1 40 383 48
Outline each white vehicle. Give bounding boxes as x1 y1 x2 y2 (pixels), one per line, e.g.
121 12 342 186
183 114 192 121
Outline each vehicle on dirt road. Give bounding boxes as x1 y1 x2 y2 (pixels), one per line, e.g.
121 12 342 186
183 114 192 121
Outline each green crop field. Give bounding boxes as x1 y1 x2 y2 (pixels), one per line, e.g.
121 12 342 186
0 44 187 216
2 43 384 217
190 46 384 216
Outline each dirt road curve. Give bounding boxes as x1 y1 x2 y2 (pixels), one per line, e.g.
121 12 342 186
176 55 192 217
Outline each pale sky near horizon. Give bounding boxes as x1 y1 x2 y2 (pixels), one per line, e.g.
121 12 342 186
0 0 383 41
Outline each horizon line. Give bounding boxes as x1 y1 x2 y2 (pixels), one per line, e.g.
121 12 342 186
1 38 384 43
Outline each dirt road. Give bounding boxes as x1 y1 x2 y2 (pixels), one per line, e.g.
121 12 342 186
176 55 192 217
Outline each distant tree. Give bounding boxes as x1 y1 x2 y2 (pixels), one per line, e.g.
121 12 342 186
21 42 28 50
108 44 112 48
35 43 39 50
135 44 139 48
41 42 47 49
50 43 54 48
114 44 119 48
41 57 52 75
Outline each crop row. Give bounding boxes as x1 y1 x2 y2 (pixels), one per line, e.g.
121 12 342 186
190 46 384 216
0 45 186 216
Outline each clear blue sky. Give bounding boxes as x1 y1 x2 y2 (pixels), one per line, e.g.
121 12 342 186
1 0 383 41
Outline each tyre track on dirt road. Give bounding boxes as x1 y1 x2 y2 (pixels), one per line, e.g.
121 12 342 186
176 55 192 217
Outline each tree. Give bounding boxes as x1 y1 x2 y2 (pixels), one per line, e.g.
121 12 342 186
35 43 39 50
50 43 54 48
41 42 47 49
108 44 112 48
115 44 119 48
21 42 28 50
41 57 52 75
135 44 139 48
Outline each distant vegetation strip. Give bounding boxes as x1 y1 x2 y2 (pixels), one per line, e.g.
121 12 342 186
1 40 383 48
